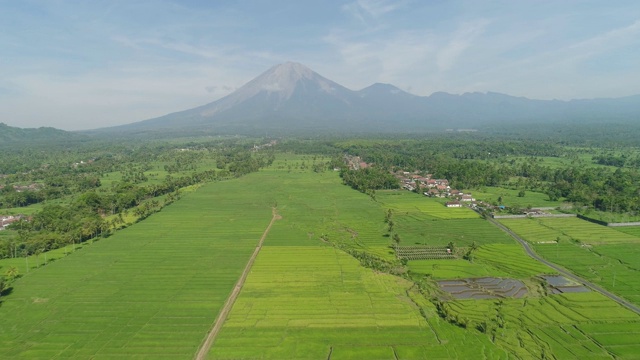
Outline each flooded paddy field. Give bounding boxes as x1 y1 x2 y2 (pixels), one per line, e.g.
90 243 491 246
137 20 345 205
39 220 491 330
541 275 590 294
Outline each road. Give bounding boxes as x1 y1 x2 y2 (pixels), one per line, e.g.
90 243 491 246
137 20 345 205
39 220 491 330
486 215 640 315
195 208 281 360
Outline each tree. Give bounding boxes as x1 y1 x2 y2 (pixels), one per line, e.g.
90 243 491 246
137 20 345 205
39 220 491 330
387 220 395 233
518 190 526 197
5 266 18 280
392 233 401 246
447 241 455 253
384 209 393 223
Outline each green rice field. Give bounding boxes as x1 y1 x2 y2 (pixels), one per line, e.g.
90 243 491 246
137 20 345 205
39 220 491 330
500 217 640 245
500 217 640 307
471 186 565 208
0 175 273 358
3 153 640 359
377 190 480 220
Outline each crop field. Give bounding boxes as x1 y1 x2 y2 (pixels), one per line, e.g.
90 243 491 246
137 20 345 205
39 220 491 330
473 244 556 278
470 186 565 208
5 152 640 359
393 217 515 247
501 218 640 306
578 322 640 359
538 217 640 244
210 246 440 359
408 258 511 279
408 244 555 280
442 291 640 359
0 175 273 359
377 190 480 219
614 226 640 237
500 217 640 244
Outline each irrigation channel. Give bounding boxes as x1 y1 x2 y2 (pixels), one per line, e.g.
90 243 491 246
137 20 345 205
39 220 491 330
195 207 281 360
485 215 640 315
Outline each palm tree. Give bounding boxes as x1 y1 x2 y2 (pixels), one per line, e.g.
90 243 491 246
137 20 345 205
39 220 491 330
5 266 18 280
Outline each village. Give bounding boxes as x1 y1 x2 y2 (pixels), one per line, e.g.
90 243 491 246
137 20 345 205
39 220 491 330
344 155 557 217
394 171 476 208
344 154 478 208
0 214 27 231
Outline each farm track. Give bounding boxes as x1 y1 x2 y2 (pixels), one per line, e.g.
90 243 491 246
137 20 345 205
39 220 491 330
486 215 640 315
195 207 281 360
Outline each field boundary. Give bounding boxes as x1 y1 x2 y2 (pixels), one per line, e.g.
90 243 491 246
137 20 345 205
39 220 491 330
195 207 281 360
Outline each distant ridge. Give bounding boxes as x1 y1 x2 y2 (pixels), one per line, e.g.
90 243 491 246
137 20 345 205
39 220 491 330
0 123 83 144
95 62 640 135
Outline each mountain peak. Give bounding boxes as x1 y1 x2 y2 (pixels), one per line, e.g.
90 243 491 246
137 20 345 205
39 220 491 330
255 62 318 93
269 62 314 79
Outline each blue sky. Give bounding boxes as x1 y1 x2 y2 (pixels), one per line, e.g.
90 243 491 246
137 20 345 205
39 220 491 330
1 0 639 130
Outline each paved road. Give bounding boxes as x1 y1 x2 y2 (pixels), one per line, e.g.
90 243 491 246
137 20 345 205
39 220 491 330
486 215 640 315
195 208 281 360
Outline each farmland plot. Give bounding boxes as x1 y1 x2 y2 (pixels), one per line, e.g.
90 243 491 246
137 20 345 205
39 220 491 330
0 176 273 359
377 190 480 220
501 218 640 307
210 246 441 359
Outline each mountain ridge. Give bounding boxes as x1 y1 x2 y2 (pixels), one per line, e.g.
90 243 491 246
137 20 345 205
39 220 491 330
94 62 640 134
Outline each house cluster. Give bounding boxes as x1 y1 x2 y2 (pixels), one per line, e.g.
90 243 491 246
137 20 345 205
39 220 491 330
252 140 278 151
72 159 95 168
0 215 26 231
394 171 476 207
345 155 370 170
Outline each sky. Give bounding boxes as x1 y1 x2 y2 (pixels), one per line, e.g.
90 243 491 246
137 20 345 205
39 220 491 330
1 0 640 130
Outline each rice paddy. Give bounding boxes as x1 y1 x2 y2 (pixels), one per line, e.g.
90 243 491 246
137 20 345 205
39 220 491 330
500 217 640 307
2 153 640 359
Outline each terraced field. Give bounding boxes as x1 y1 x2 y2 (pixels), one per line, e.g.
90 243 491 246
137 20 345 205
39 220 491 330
500 217 640 307
442 291 640 359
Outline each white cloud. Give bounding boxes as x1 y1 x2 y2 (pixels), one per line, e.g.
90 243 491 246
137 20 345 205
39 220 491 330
342 0 405 23
436 19 490 72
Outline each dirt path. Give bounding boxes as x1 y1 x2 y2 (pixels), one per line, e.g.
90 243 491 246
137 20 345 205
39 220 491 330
195 208 281 360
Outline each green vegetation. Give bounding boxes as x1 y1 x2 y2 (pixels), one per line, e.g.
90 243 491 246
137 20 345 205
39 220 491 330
0 172 273 358
2 135 640 359
500 217 640 307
